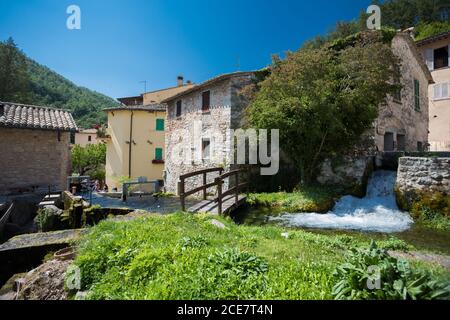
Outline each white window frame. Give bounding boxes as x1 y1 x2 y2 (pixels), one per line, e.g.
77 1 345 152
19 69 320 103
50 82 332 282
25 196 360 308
433 83 449 101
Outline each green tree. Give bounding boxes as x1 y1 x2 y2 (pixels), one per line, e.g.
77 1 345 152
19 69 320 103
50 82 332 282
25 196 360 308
247 32 400 184
304 0 450 49
72 143 107 177
0 37 31 102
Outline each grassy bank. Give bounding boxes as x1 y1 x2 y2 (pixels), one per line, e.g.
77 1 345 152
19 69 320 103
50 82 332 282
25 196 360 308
246 186 339 213
71 213 449 300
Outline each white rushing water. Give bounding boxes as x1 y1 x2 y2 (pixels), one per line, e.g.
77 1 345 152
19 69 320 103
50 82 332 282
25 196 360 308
270 170 414 233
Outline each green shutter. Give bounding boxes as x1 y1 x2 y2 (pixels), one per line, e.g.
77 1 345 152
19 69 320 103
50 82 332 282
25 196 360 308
155 148 163 161
414 79 420 111
156 119 165 131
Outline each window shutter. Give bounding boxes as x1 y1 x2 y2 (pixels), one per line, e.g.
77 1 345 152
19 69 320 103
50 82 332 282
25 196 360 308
425 48 434 71
414 79 420 111
434 84 441 99
156 119 164 131
155 148 163 161
202 91 210 111
448 45 450 68
443 83 449 99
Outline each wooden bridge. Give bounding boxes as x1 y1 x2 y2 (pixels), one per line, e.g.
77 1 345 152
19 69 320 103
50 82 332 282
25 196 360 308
179 168 248 215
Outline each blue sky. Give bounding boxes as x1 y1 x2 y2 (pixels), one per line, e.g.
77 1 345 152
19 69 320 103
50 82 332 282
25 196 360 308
0 0 373 99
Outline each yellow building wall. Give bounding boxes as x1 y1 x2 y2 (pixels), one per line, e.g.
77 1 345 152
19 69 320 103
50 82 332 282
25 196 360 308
143 84 194 105
419 38 450 151
105 109 166 190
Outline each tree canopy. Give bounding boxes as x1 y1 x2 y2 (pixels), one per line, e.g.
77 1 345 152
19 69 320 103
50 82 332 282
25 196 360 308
247 32 400 184
303 0 450 49
0 37 31 103
71 143 107 181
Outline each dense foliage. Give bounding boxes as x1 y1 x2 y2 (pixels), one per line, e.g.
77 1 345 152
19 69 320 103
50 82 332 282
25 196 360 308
333 241 450 300
0 38 118 128
414 21 450 40
71 143 106 181
0 38 30 103
247 31 399 184
303 0 450 48
70 214 449 300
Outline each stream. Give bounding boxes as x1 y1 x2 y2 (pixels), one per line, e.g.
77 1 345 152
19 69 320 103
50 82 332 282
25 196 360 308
233 170 450 254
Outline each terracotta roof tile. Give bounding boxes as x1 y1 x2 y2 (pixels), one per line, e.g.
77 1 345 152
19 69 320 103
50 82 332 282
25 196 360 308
0 102 78 132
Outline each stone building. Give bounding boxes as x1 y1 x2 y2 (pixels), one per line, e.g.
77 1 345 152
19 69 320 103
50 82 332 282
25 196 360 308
318 33 433 193
375 33 433 153
0 102 78 195
416 31 450 151
104 76 194 191
162 71 255 194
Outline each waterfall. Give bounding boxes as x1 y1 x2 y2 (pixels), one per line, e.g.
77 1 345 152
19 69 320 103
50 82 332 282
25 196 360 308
271 170 413 233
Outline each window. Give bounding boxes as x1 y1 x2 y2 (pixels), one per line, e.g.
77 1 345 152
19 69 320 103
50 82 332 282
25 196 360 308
397 134 406 151
156 119 165 131
88 135 92 142
417 141 423 152
202 138 210 160
392 64 402 102
176 100 182 117
155 148 163 161
433 83 449 100
202 91 210 112
414 79 420 111
434 46 449 70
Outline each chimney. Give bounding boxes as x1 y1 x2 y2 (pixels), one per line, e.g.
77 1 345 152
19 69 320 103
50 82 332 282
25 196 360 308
177 75 184 87
186 80 192 85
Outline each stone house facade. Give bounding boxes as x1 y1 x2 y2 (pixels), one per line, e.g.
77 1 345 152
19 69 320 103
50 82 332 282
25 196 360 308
0 102 78 195
162 72 254 194
415 31 450 151
374 33 433 153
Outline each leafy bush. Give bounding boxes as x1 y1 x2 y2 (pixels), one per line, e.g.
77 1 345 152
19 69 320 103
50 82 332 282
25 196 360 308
332 242 450 300
415 21 450 41
247 185 338 213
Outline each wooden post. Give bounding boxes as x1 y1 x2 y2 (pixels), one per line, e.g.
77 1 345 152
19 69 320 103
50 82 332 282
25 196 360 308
235 171 239 205
203 172 207 200
179 178 185 211
216 177 222 215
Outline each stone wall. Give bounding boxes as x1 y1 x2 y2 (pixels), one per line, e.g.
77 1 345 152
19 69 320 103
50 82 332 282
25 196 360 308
0 128 71 194
164 75 253 194
395 157 450 211
396 157 450 193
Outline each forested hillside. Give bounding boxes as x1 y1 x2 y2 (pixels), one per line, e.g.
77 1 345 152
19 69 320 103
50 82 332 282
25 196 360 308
0 38 119 128
302 0 450 49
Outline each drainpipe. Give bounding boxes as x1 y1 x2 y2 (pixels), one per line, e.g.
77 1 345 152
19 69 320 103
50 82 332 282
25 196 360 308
128 111 134 178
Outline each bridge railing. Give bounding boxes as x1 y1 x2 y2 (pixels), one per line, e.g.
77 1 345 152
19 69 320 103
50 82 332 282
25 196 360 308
178 167 248 214
179 167 224 211
215 169 248 215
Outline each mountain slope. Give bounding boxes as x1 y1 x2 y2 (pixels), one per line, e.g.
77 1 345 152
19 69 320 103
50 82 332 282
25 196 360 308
0 40 119 129
26 58 119 128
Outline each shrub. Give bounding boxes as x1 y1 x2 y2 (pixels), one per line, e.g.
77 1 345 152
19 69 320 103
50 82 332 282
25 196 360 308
332 241 450 300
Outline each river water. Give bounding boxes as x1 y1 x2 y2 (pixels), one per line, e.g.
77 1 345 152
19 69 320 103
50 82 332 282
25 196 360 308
270 170 413 233
233 170 450 254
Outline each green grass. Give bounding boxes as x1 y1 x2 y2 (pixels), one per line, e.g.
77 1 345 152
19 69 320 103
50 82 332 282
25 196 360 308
247 186 339 213
71 213 448 300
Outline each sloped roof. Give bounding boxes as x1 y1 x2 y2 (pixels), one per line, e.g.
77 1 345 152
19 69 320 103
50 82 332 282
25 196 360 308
103 103 166 112
0 102 78 132
161 71 256 103
415 30 450 47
